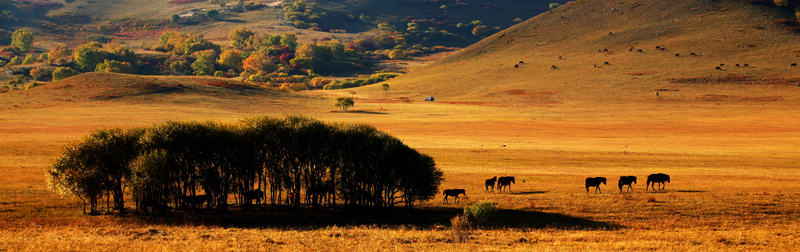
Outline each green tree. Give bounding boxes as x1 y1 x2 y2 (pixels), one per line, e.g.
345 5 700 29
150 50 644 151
11 29 34 52
280 33 298 50
228 26 255 49
74 42 107 72
171 14 180 23
205 9 219 19
52 67 77 80
192 57 215 75
218 49 244 72
95 59 135 73
381 83 390 94
334 97 354 111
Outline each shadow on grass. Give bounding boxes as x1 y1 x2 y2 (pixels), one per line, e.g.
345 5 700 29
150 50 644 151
219 18 246 23
677 190 707 193
511 191 548 195
330 110 388 114
126 206 620 231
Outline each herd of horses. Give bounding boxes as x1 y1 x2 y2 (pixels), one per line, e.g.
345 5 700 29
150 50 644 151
442 173 671 204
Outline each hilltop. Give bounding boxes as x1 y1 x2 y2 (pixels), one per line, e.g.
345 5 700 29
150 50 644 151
0 72 315 111
378 0 800 105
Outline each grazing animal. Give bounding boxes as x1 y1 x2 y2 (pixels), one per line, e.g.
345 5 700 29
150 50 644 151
585 177 607 193
519 61 525 64
514 64 519 68
655 91 659 96
715 66 722 70
603 48 609 52
604 61 610 65
637 49 643 53
646 173 671 191
594 64 597 68
655 46 661 50
744 63 749 67
735 64 740 67
719 64 725 67
618 176 637 192
659 47 666 51
792 63 797 67
497 176 516 192
443 189 466 204
485 176 498 192
243 189 264 206
551 65 558 70
185 194 211 209
675 54 680 57
629 47 635 52
690 53 697 56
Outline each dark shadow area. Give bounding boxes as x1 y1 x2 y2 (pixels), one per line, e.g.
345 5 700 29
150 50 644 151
122 206 620 231
677 190 707 193
511 191 548 195
330 110 388 114
219 19 246 23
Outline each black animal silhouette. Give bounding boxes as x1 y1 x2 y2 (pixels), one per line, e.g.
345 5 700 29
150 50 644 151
618 176 637 192
519 61 525 64
792 63 797 67
715 66 722 70
485 176 498 192
497 176 516 192
646 173 670 191
551 65 558 70
243 189 264 206
185 194 211 209
585 177 607 193
604 61 610 65
443 189 466 204
514 64 519 68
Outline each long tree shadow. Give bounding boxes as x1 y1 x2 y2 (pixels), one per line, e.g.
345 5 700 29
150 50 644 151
126 206 620 231
510 191 548 195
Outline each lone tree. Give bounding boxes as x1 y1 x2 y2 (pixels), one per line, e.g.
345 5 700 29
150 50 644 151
382 83 390 94
11 29 34 52
335 97 354 111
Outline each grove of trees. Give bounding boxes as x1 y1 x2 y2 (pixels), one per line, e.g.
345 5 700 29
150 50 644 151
46 116 443 215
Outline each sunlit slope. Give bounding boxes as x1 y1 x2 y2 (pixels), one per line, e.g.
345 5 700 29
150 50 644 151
0 72 314 111
381 0 800 104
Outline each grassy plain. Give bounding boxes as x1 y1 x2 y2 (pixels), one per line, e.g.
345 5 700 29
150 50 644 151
3 0 800 250
1 76 799 250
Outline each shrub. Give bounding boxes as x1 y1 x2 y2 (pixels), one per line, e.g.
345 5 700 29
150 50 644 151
463 201 497 227
22 54 36 64
450 215 471 242
52 67 77 81
11 29 34 52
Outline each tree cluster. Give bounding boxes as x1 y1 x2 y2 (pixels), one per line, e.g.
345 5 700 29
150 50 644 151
46 116 443 215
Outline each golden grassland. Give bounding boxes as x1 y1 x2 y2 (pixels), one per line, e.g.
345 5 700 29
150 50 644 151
3 0 800 250
1 84 800 250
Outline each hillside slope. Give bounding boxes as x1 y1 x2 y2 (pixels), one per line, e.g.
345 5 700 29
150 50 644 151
378 0 800 105
0 72 313 111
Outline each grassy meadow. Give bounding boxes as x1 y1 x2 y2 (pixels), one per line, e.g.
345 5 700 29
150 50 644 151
2 0 800 250
1 78 799 250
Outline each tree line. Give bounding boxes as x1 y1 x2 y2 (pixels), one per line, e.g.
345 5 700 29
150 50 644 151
45 115 443 215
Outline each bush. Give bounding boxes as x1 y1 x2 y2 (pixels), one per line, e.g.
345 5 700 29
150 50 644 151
450 214 472 242
463 201 497 227
52 67 77 81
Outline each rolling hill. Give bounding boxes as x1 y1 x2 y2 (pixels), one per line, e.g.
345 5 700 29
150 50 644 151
0 72 317 111
378 0 800 105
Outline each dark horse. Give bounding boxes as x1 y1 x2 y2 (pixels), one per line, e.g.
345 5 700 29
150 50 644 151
243 189 264 206
497 176 515 192
618 176 637 192
185 194 211 209
585 177 607 193
485 176 497 192
646 173 670 191
443 189 466 204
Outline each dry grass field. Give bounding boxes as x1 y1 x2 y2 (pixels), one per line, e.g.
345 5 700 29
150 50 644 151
2 0 800 250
